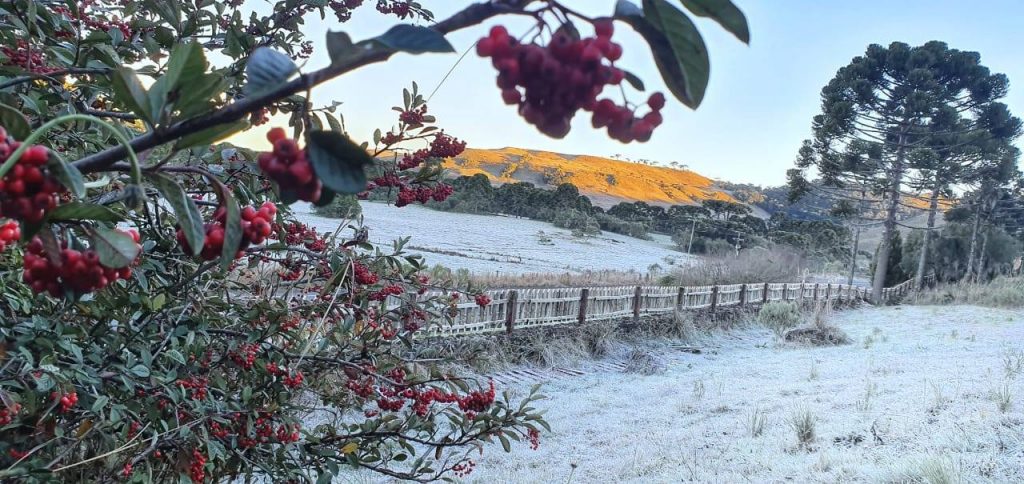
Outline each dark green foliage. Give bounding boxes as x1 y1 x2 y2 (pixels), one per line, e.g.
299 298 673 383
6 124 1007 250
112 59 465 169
313 194 362 218
903 223 1021 282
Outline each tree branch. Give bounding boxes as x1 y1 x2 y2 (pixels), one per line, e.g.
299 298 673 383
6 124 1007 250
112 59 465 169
72 0 536 175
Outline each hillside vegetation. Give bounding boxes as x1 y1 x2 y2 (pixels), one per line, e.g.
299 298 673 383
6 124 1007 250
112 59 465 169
445 147 736 208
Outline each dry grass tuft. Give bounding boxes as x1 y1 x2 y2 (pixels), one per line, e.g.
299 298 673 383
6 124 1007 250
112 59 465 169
747 406 769 437
789 408 817 447
912 276 1024 309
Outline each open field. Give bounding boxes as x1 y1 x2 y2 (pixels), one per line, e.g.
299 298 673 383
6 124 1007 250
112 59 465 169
292 201 692 275
458 305 1024 483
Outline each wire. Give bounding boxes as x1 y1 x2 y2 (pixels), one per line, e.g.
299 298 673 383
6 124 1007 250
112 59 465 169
426 39 479 104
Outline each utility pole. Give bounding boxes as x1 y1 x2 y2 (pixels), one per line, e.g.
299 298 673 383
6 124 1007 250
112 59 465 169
686 218 696 254
848 225 860 286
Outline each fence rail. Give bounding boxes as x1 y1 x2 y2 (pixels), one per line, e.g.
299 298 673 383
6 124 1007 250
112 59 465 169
430 275 931 337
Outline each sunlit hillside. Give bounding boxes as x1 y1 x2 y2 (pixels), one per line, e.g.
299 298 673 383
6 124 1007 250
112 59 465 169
443 147 737 208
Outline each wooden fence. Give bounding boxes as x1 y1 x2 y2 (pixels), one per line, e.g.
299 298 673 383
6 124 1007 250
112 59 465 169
431 277 928 337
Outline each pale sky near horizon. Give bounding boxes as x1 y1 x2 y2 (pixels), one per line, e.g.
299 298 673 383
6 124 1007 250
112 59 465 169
231 0 1024 187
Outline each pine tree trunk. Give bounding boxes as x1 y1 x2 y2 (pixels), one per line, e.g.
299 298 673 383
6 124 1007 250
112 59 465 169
977 229 989 281
848 225 860 286
914 184 940 289
872 138 906 303
965 202 982 281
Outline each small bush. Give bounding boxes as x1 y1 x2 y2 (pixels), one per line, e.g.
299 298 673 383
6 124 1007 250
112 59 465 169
312 193 362 218
758 301 801 336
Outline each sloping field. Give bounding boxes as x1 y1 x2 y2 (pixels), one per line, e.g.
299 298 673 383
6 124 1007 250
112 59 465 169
445 147 736 208
466 305 1024 482
291 201 691 275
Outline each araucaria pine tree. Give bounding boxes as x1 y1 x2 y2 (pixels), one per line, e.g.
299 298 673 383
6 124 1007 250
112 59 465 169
790 41 1016 301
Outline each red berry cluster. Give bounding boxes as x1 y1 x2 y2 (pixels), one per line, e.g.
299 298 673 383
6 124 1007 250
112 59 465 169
527 427 541 450
592 92 665 143
0 403 22 425
453 459 476 478
189 449 206 483
53 391 78 412
376 1 413 19
398 105 427 125
394 184 453 207
229 343 259 370
54 2 135 38
0 40 58 73
354 262 379 285
474 293 491 307
282 371 304 388
177 376 209 401
0 131 64 224
398 133 467 170
23 231 139 297
0 220 20 252
368 283 403 301
177 202 275 261
328 0 363 21
477 22 664 143
257 128 322 203
250 107 270 126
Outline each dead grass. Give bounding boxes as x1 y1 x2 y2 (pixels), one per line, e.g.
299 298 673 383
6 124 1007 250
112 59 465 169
664 246 806 286
911 276 1024 309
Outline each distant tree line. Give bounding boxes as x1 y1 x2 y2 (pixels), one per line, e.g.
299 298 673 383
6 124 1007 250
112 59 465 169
356 174 853 262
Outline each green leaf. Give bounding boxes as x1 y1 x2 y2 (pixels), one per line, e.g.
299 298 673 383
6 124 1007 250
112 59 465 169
48 157 85 198
622 69 646 92
374 25 454 54
48 202 123 222
91 395 109 413
130 364 151 377
0 103 30 139
148 172 204 256
306 130 373 194
678 0 750 44
245 48 297 97
174 121 249 149
498 433 511 452
110 68 153 124
163 42 205 92
326 30 356 65
618 0 711 109
92 228 140 269
219 192 241 271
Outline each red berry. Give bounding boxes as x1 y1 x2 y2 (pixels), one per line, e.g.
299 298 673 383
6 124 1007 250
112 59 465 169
648 92 666 111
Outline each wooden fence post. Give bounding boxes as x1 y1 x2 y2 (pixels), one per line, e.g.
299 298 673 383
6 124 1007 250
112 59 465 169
825 283 831 301
632 285 642 322
798 283 805 305
676 287 686 310
813 283 819 301
709 285 719 312
505 290 518 334
781 284 788 302
577 288 589 325
762 282 769 304
739 284 747 306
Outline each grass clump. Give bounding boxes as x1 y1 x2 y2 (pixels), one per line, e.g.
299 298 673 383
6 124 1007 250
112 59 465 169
783 302 851 346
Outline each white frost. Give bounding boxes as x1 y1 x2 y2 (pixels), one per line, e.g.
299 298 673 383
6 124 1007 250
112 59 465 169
291 201 691 275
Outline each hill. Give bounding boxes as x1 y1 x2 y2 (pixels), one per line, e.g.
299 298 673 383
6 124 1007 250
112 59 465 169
444 147 736 208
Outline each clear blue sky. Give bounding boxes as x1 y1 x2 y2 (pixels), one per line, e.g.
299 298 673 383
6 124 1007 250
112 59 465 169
235 0 1024 186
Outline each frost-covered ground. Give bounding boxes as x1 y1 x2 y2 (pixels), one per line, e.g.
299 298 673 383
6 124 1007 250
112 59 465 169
465 305 1024 483
291 201 690 275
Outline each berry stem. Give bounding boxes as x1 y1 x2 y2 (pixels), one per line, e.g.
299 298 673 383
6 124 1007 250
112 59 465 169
0 114 142 187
